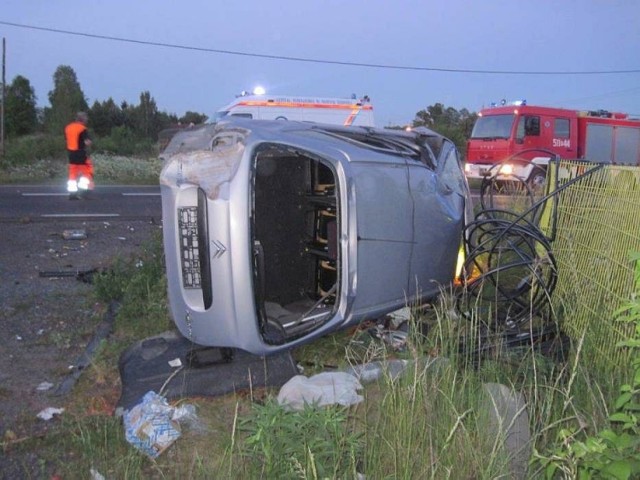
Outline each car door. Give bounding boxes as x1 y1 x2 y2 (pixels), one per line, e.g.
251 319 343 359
407 141 466 300
349 156 414 315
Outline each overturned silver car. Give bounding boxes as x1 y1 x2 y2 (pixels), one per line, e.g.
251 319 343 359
160 119 470 355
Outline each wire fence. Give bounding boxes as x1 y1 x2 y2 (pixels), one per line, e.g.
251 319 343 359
541 160 640 368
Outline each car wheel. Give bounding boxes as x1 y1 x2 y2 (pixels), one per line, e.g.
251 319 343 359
528 167 546 194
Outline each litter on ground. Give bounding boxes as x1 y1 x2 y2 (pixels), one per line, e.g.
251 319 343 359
37 407 65 420
123 390 200 458
277 372 363 411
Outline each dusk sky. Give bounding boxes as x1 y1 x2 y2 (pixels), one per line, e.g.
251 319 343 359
2 1 639 127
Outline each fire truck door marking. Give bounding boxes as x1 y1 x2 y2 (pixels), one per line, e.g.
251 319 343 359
553 139 571 148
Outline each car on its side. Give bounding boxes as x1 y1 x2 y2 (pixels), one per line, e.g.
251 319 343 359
160 118 470 355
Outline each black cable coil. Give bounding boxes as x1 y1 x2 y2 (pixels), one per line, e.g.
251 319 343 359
457 151 602 334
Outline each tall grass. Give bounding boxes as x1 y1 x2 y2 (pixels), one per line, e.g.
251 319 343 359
91 232 172 354
239 398 362 479
40 284 630 479
21 167 639 478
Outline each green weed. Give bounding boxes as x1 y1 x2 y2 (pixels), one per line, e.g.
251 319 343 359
533 253 640 479
239 397 362 479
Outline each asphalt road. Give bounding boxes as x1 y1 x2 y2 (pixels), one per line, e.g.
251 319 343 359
0 184 485 224
0 185 162 222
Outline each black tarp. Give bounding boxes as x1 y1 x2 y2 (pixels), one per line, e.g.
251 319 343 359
117 330 298 411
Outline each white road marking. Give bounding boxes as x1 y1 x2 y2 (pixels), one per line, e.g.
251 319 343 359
22 193 68 196
122 193 161 196
41 214 120 218
22 192 160 196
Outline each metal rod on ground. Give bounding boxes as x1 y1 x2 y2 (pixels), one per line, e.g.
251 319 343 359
54 301 120 396
38 268 100 281
39 271 79 278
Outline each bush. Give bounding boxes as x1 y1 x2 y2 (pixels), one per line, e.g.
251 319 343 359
1 129 159 174
91 153 163 184
1 134 65 168
93 126 157 156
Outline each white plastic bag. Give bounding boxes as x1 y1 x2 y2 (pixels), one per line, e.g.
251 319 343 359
277 372 363 410
123 391 181 458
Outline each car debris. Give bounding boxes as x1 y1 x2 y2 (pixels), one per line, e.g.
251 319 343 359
36 407 65 421
36 381 54 391
38 268 101 283
117 330 298 410
62 229 87 240
160 118 471 355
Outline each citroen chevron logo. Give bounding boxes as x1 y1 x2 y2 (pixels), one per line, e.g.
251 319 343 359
211 239 227 259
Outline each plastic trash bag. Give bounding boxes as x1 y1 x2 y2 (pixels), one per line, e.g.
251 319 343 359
37 407 65 420
123 391 182 458
344 359 410 383
277 372 363 411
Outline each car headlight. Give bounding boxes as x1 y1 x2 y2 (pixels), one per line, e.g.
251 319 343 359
499 163 514 175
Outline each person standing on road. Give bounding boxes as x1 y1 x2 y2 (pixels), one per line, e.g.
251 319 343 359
64 111 94 200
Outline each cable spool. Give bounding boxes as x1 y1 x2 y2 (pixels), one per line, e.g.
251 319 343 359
459 209 557 330
458 154 603 333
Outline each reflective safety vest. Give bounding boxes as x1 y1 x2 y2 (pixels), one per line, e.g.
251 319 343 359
65 121 87 151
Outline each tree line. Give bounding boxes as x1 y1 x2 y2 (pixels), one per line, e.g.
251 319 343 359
410 103 477 156
2 65 208 159
2 64 476 160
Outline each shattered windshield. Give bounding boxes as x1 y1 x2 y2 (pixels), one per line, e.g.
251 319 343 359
470 114 515 140
160 124 217 158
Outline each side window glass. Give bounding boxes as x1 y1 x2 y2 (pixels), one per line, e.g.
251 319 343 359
554 118 570 138
525 116 540 136
438 142 465 195
516 117 526 142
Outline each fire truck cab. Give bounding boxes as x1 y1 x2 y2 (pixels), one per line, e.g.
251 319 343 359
215 93 375 127
465 102 640 186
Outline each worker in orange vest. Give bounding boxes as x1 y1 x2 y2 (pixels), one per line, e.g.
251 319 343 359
64 112 94 200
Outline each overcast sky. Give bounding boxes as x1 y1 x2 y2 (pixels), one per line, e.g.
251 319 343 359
2 1 639 126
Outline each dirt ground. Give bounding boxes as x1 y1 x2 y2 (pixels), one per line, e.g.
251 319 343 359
0 217 162 473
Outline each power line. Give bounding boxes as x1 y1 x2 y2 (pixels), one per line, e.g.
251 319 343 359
560 86 640 105
2 20 640 76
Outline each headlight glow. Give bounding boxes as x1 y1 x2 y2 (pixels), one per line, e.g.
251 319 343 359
499 164 514 175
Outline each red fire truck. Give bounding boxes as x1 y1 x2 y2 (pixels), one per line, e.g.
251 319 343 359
465 102 640 187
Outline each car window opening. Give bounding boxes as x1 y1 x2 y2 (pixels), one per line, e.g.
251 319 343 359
252 146 339 344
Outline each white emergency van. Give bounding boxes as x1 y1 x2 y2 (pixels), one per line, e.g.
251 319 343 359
215 94 375 127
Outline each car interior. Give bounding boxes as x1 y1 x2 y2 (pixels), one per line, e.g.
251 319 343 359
251 144 340 344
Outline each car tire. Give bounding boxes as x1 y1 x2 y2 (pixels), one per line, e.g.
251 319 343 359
528 167 547 193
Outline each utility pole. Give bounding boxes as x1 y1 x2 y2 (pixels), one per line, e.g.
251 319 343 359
1 37 5 157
